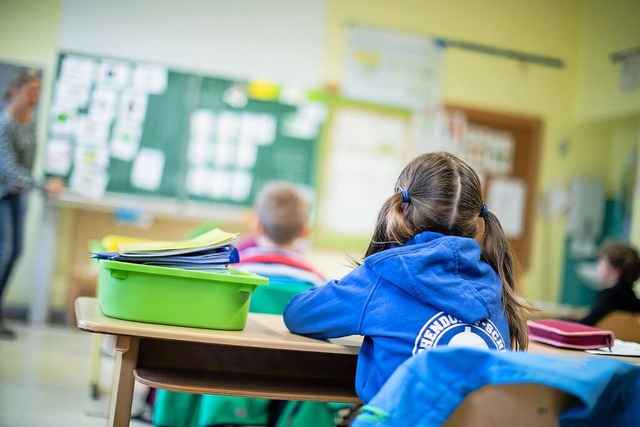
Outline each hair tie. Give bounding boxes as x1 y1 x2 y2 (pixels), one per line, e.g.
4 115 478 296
400 189 411 204
479 204 488 218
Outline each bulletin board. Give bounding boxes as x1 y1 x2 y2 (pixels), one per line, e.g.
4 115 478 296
44 52 324 207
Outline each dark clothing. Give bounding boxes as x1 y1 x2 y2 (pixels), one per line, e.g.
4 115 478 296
579 282 640 326
0 193 27 301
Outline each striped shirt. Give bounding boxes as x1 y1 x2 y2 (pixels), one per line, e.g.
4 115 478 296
235 246 326 287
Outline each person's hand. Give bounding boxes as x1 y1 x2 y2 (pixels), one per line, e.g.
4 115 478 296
45 177 65 198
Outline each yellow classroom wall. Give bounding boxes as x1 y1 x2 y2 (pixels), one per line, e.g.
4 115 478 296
0 0 65 307
0 0 639 311
573 0 640 122
327 0 582 301
570 0 640 248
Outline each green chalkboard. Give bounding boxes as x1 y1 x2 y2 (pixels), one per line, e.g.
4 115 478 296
44 52 323 207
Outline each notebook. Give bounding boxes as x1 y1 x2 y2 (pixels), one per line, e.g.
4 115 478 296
527 319 615 350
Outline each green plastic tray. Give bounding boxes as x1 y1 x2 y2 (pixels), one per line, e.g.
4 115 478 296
97 260 268 330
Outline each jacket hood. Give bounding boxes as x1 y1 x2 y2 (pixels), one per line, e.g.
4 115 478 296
364 231 502 323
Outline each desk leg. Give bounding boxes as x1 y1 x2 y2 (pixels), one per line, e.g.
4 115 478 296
108 335 139 427
28 203 58 325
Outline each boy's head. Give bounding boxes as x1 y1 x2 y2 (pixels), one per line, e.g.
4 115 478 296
254 181 309 247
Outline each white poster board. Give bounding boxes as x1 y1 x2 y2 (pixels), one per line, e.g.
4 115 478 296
487 178 527 239
319 108 409 236
344 26 443 110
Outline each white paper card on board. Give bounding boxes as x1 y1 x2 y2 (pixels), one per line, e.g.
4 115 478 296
60 56 96 85
210 170 232 200
130 148 165 191
119 91 148 122
281 112 318 139
133 64 168 94
187 141 215 166
75 145 110 169
90 89 118 123
97 60 131 90
111 120 143 161
487 178 527 239
49 105 77 136
69 166 109 200
55 81 91 109
236 144 258 169
239 113 276 146
217 111 241 140
75 115 110 144
190 110 216 142
298 104 328 124
44 139 72 176
230 170 253 201
213 142 236 168
186 167 215 196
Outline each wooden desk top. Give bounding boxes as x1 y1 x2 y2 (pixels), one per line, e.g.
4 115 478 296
528 340 640 365
76 297 361 355
77 297 637 365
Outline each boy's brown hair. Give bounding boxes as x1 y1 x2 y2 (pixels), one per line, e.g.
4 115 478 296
255 181 309 246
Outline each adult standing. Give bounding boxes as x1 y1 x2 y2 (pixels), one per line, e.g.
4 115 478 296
0 69 64 339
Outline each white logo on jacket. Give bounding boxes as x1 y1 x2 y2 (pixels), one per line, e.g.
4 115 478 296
412 311 506 354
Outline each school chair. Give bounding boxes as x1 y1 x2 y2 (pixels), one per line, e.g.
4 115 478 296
350 346 640 427
248 277 315 315
595 311 640 342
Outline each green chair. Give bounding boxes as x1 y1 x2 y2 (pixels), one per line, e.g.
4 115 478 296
249 279 315 315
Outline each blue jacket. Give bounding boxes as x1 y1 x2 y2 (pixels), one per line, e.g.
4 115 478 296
352 347 640 427
283 231 510 403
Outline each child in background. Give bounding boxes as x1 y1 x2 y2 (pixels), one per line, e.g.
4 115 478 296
234 181 325 287
579 241 640 326
283 151 531 404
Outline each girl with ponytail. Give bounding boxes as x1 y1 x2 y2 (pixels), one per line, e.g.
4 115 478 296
284 151 531 404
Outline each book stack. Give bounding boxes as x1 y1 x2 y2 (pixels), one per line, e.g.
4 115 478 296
93 228 240 272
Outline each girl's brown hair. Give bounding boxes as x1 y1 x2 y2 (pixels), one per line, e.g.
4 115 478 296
364 151 530 350
4 68 41 101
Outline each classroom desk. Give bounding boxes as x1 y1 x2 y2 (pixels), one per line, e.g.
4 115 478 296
77 297 640 426
75 297 361 427
528 340 640 365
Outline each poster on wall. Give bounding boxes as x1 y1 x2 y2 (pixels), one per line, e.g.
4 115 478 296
344 25 443 110
487 178 526 239
319 107 409 236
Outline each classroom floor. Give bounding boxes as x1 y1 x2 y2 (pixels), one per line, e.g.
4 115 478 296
0 319 150 427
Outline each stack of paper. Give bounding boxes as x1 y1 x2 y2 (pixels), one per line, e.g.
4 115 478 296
586 339 640 357
93 228 240 271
